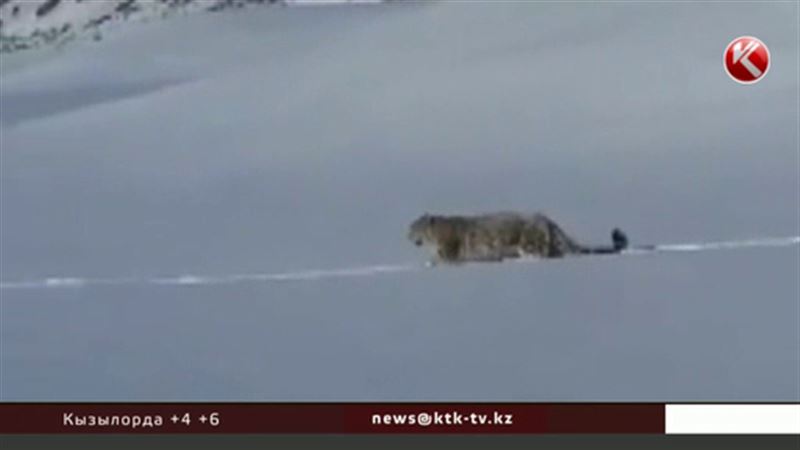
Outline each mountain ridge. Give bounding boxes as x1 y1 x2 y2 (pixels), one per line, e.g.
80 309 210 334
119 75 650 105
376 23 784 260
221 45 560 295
0 0 383 53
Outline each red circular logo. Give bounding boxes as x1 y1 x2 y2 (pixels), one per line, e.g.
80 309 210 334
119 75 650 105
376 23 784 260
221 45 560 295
724 36 770 84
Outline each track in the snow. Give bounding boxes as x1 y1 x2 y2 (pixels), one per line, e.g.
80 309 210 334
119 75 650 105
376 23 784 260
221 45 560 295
1 236 798 290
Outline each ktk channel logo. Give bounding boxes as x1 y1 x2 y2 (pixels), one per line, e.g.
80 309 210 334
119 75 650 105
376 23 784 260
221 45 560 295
723 36 770 85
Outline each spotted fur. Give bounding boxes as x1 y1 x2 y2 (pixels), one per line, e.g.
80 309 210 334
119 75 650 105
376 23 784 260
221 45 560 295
407 212 585 264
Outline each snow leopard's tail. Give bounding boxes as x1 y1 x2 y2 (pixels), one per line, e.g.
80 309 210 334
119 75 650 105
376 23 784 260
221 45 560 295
579 228 641 255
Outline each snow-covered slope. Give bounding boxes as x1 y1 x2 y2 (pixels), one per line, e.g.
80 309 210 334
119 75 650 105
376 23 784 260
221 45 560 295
1 1 798 402
0 0 380 53
0 0 279 53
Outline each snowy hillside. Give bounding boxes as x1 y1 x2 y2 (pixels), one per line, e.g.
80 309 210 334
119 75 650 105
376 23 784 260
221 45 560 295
1 2 798 402
0 0 381 53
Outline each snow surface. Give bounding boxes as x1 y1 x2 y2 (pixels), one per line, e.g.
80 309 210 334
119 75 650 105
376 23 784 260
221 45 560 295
0 0 373 53
1 1 141 36
0 1 798 401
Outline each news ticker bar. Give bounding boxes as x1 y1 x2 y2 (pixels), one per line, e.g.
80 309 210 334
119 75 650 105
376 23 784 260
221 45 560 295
0 404 798 434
